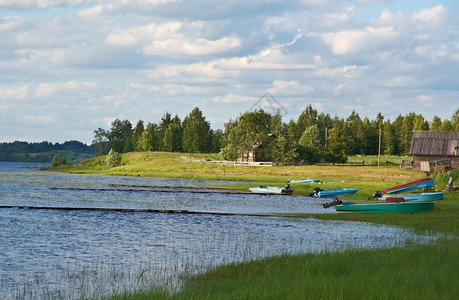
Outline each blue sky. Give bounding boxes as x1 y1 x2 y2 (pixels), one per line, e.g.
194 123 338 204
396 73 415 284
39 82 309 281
0 0 458 144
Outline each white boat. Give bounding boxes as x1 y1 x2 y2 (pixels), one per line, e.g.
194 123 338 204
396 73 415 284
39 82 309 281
289 178 320 183
249 186 294 195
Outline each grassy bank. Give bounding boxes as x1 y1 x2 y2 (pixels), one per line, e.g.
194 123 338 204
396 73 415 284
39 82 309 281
56 152 424 199
109 238 457 300
52 152 458 299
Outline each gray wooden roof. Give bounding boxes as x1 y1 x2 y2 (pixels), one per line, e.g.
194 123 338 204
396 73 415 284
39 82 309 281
410 131 459 156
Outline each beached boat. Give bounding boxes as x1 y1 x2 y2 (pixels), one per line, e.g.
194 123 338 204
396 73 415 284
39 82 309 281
378 192 444 202
336 201 434 213
249 186 294 195
313 188 358 198
289 178 320 183
374 178 434 196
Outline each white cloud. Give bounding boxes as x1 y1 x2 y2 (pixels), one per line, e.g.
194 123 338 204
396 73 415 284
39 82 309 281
213 93 255 104
269 79 314 95
142 36 242 56
0 16 26 31
33 81 98 98
322 26 398 55
0 0 95 9
411 4 446 24
0 85 30 100
0 1 458 143
105 20 242 55
23 114 54 125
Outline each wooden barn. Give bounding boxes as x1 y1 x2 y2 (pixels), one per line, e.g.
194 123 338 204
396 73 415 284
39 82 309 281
410 131 459 172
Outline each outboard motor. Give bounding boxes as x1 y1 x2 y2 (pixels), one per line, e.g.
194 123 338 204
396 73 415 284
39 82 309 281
323 196 342 208
314 187 323 195
371 191 382 199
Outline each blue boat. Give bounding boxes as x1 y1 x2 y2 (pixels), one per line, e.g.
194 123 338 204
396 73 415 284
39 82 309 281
378 192 444 202
313 188 358 198
382 178 434 194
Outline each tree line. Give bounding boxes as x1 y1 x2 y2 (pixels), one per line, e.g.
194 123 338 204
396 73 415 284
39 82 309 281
0 140 94 163
93 107 459 163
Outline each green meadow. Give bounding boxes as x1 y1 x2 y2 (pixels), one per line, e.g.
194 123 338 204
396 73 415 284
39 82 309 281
53 152 458 299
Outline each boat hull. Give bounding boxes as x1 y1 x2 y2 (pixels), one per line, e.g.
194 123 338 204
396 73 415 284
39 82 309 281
336 201 434 213
249 187 293 195
378 192 444 202
290 179 320 183
315 188 358 198
383 178 434 194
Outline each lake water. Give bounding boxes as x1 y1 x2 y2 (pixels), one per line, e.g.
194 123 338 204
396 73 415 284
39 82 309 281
0 162 429 299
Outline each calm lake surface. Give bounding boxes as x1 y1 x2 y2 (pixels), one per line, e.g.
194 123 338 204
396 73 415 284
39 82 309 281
0 162 430 299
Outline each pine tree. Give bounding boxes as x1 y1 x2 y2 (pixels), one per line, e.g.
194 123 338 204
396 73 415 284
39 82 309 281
183 107 211 153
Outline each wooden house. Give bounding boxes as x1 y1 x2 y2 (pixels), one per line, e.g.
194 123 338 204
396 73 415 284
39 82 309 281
410 131 459 172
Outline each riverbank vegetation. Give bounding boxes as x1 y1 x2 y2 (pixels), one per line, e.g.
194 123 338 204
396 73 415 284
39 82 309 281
92 106 459 165
108 238 457 300
0 140 94 163
53 151 459 299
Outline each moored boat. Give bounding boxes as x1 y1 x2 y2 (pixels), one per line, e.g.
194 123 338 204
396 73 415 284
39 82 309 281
373 178 434 198
290 178 320 183
312 188 358 198
378 192 444 202
335 201 434 213
249 186 294 195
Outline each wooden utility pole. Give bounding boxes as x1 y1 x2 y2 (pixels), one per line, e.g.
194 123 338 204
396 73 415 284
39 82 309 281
378 128 381 167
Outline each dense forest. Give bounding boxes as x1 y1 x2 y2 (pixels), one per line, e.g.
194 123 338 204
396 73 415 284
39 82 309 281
0 140 94 163
93 106 459 163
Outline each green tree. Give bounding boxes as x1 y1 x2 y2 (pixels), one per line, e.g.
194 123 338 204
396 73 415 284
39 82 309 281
183 107 211 153
325 121 347 164
220 110 279 161
209 129 224 153
413 114 429 131
400 112 415 154
269 134 298 163
288 105 319 142
440 119 453 131
163 116 183 152
382 120 396 155
316 112 335 149
92 127 110 156
105 148 121 167
298 125 322 162
430 116 442 131
132 120 145 151
140 122 160 151
220 118 239 160
452 109 459 131
346 111 366 155
157 113 172 150
392 115 404 155
109 119 133 153
51 154 67 167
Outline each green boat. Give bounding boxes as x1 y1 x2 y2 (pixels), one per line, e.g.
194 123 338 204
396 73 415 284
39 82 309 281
335 201 434 214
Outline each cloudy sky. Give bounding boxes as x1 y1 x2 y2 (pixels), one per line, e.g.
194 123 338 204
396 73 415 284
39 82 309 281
1 0 458 144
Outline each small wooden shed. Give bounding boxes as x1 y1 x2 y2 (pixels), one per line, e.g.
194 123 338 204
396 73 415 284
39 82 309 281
410 131 459 171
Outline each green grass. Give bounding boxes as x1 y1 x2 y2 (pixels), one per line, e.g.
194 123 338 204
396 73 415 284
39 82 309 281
107 238 458 300
55 152 423 196
52 152 459 300
348 154 409 166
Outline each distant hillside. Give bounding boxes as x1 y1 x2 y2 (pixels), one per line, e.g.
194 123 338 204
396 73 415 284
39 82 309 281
0 141 95 163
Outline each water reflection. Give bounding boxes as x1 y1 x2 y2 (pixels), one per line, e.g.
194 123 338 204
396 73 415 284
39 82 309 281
0 162 430 299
